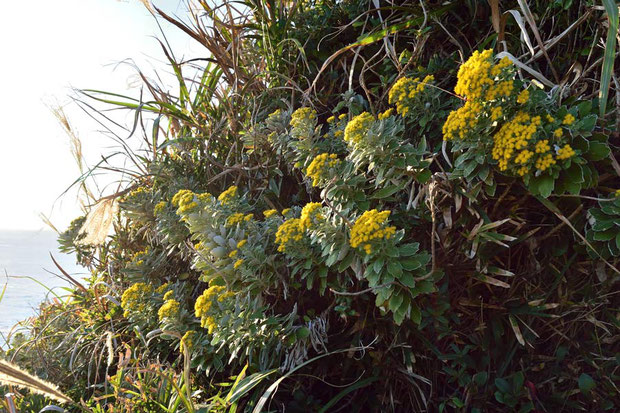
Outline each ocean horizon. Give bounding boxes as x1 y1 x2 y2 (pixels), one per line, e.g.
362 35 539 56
0 230 84 347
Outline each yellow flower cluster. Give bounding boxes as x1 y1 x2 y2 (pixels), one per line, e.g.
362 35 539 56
443 51 516 141
454 49 496 99
535 139 551 154
290 107 316 129
490 106 503 121
154 201 167 215
491 112 542 171
236 239 247 248
218 185 238 205
442 100 483 140
172 189 198 213
553 128 563 138
158 299 180 321
282 208 291 216
535 153 556 171
226 212 245 226
388 75 434 116
263 209 278 218
562 114 575 125
485 80 514 101
517 89 530 104
180 330 195 353
121 282 153 317
350 209 396 254
378 108 394 120
300 202 324 230
556 144 576 160
306 153 340 186
344 112 374 144
195 285 234 333
163 290 174 301
275 218 304 252
229 249 238 258
290 107 317 139
234 259 244 269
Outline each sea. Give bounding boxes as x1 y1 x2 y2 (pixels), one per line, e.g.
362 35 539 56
0 230 84 348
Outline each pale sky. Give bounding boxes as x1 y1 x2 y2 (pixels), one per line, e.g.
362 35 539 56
0 0 198 231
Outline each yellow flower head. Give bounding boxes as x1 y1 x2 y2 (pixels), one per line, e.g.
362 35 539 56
236 239 247 248
226 212 245 226
263 209 278 218
516 89 530 104
158 299 180 321
180 330 195 353
350 209 397 254
233 259 244 269
388 75 434 115
218 186 238 205
306 153 341 187
553 128 563 138
454 49 495 99
344 112 374 144
282 208 292 216
556 144 575 160
300 202 324 230
154 201 167 215
562 113 575 125
275 218 304 253
228 249 238 258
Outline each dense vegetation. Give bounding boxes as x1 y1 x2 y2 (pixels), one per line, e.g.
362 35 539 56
2 0 619 411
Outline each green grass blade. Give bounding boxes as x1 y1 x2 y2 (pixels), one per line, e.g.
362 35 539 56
600 0 618 117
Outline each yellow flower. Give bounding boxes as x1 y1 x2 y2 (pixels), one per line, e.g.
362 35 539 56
454 49 495 99
306 153 341 186
226 212 245 226
562 113 575 125
172 189 198 213
333 130 344 138
350 209 396 254
154 201 167 215
263 209 278 218
300 202 323 230
121 282 153 317
275 218 304 253
546 114 555 122
535 153 556 171
180 330 195 353
556 144 575 160
158 299 180 321
236 239 247 248
228 249 238 258
233 259 244 269
338 113 347 120
535 139 551 154
290 107 316 129
244 213 254 221
344 112 374 144
327 115 335 123
516 89 530 104
388 75 434 115
378 108 394 120
163 290 174 301
218 186 238 205
553 128 563 138
442 100 483 140
282 208 291 216
490 106 503 121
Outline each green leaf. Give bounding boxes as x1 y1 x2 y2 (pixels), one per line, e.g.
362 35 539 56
578 373 596 394
402 257 424 271
409 303 421 324
387 261 403 278
399 243 420 256
296 327 310 339
529 174 554 198
373 257 385 273
400 272 416 288
575 114 597 132
371 185 401 199
473 372 488 386
495 378 511 394
586 141 610 161
388 290 404 312
593 229 616 241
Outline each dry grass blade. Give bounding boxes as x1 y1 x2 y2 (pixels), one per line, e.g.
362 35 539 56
77 198 118 246
0 360 72 404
